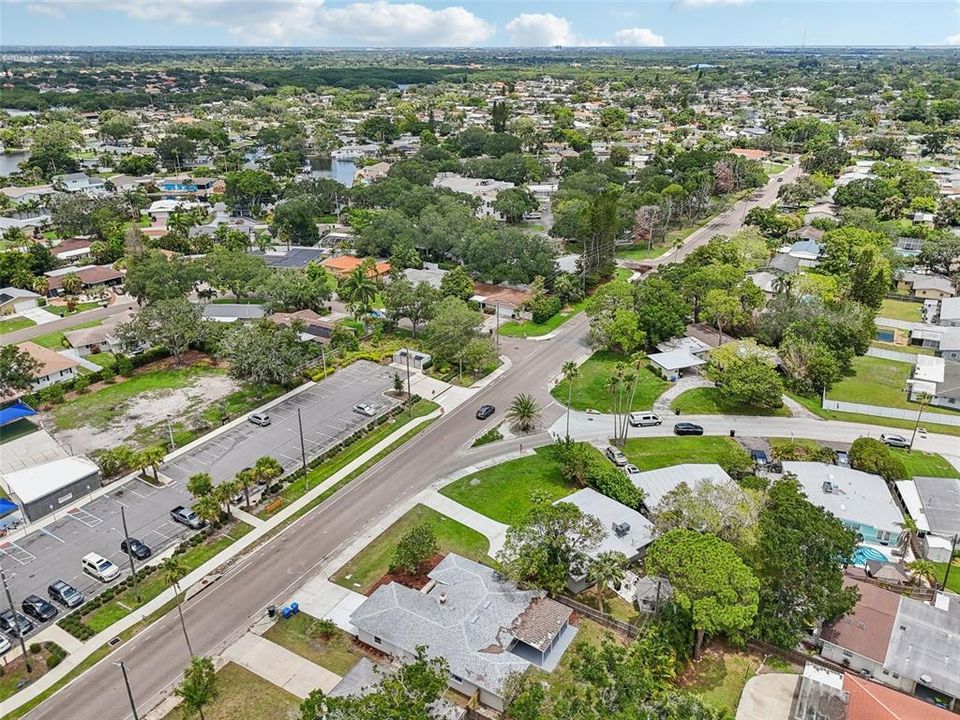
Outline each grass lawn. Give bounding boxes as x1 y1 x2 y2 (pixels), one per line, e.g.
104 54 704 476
52 365 228 430
829 357 960 419
0 316 35 333
200 383 284 425
82 522 253 632
614 267 634 281
161 662 299 720
551 351 669 414
86 352 116 369
263 612 363 675
934 560 960 594
0 418 39 445
670 387 791 417
574 587 645 625
260 399 439 518
332 504 490 594
787 392 960 438
870 341 934 356
621 436 740 471
763 161 790 175
890 449 960 479
682 645 765 715
499 302 584 338
0 643 66 702
615 244 668 262
45 301 102 317
880 298 922 322
31 319 103 349
439 445 576 525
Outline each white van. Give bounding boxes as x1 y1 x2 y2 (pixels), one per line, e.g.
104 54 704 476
628 412 662 427
82 553 120 583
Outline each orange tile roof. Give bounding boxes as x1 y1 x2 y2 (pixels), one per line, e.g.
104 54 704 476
730 148 770 160
18 341 79 377
321 256 391 277
843 673 956 720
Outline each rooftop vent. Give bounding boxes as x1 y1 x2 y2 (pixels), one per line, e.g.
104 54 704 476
822 481 836 494
613 521 631 537
439 592 447 606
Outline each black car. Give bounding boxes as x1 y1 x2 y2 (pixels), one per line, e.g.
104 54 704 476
475 405 496 420
673 422 704 436
121 538 152 560
48 580 84 608
0 609 34 638
21 594 58 622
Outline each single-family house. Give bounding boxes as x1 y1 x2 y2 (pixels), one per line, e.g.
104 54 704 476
251 246 326 270
350 554 576 711
53 172 105 194
14 342 79 393
893 475 960 563
781 462 904 551
354 161 391 184
629 463 732 513
932 297 960 327
52 238 94 263
0 184 55 205
269 309 347 343
906 355 960 410
909 326 960 361
471 282 532 317
200 304 266 324
432 173 515 218
321 255 391 279
896 272 956 300
403 263 448 289
44 265 124 297
0 287 41 317
787 239 822 262
646 349 707 381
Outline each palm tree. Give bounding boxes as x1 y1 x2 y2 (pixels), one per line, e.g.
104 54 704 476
506 393 541 433
187 472 213 501
212 479 238 518
907 559 938 587
897 516 919 555
194 495 222 527
587 551 627 613
61 272 83 297
253 455 283 489
162 557 194 658
32 275 49 296
235 468 257 510
175 656 218 720
338 265 378 323
560 361 580 440
139 445 166 484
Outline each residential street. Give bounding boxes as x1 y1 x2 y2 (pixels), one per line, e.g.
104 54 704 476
0 298 137 345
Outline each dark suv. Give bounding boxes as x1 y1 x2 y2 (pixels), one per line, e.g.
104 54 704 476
22 594 58 622
0 610 34 638
48 580 84 608
121 538 152 560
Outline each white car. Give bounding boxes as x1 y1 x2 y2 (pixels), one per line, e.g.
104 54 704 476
82 552 120 583
624 464 640 475
605 446 628 467
353 403 377 417
0 633 11 654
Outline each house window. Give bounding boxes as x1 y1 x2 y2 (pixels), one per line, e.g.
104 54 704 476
451 674 463 683
842 650 853 658
373 636 382 645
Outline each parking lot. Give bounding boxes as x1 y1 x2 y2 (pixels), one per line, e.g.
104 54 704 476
0 361 398 638
160 360 399 484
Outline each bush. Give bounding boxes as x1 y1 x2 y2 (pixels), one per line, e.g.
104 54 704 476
390 522 438 574
587 461 645 509
29 642 42 654
307 618 338 640
530 295 562 324
771 439 836 463
849 437 907 481
46 654 63 669
116 353 135 377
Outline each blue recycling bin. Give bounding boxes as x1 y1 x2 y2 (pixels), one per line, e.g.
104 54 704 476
290 602 300 614
281 606 292 619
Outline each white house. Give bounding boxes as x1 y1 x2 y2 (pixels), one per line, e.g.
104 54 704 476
14 342 78 393
0 287 41 317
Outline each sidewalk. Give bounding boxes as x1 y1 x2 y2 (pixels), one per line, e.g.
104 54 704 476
653 376 711 414
0 403 452 717
222 633 341 698
420 491 508 556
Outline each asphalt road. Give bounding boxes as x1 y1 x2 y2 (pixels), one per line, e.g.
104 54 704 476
23 314 591 720
161 361 398 484
0 299 138 345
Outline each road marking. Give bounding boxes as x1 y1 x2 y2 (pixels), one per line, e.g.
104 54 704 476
67 507 103 527
0 541 36 565
39 527 65 543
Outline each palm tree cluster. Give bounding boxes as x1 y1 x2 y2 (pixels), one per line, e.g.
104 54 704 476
187 455 283 519
606 352 648 447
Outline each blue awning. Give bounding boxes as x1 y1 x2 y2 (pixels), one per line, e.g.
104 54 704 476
0 400 36 428
0 498 19 519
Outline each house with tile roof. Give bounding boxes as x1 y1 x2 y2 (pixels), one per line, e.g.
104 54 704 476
13 342 79 394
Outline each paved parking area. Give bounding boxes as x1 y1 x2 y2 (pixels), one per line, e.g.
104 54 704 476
161 360 399 484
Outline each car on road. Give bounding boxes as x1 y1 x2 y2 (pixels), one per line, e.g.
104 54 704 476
624 464 640 475
750 449 769 466
475 405 496 420
171 505 205 530
21 594 58 622
353 403 377 417
628 412 662 427
674 422 704 436
0 633 10 654
880 433 910 449
248 412 271 427
605 446 628 466
48 580 84 608
0 610 34 638
121 538 152 561
82 552 120 583
835 451 850 467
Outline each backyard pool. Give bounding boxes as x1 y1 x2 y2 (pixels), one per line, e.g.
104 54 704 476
850 545 889 566
876 329 896 342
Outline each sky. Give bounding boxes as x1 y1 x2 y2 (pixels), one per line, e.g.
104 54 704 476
1 0 959 49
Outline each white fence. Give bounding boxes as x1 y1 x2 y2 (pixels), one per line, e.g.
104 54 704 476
821 399 960 427
865 347 919 364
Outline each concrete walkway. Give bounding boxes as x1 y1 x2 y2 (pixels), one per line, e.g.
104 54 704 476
279 576 367 634
781 394 820 420
20 305 61 325
59 348 100 371
420 490 509 556
222 632 341 698
653 375 712 414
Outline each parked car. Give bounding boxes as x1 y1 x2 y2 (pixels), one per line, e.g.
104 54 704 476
82 552 120 583
353 403 377 417
21 594 58 622
121 538 152 561
628 412 662 427
0 610 34 638
673 422 704 436
248 412 271 427
48 580 84 608
880 433 910 449
750 449 769 466
170 505 205 530
624 464 640 475
475 404 496 420
835 451 850 467
605 446 628 466
0 633 10 654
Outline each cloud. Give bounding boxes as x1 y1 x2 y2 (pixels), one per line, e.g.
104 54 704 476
947 34 960 46
11 0 494 46
614 27 666 47
505 13 576 46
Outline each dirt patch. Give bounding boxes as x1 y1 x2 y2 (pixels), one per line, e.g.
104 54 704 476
369 553 444 594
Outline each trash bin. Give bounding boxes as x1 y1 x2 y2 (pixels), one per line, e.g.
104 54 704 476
729 429 736 438
290 602 300 614
282 606 292 619
267 605 276 618
674 408 680 415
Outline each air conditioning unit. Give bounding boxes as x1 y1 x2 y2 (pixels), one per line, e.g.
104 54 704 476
613 521 630 537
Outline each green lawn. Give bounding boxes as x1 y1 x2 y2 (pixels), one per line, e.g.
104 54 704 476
763 161 790 175
31 319 103 349
880 298 922 322
551 351 669 414
45 301 102 317
683 646 763 715
332 504 490 594
621 436 740 471
0 316 35 333
0 643 66 702
934 560 960 594
86 352 116 369
670 387 791 417
52 364 227 430
499 301 584 338
890 449 960 479
161 662 299 720
788 391 960 438
82 522 253 632
870 341 934 356
615 244 668 262
440 445 576 525
263 612 363 675
200 383 284 425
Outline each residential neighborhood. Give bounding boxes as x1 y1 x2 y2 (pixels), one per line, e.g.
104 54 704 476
0 20 959 720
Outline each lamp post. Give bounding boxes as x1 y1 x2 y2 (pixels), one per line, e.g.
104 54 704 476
114 661 140 720
0 566 30 672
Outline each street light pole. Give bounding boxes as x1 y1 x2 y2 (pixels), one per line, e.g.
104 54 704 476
298 408 308 491
495 300 500 353
405 350 412 418
114 661 140 720
0 566 30 672
120 507 141 603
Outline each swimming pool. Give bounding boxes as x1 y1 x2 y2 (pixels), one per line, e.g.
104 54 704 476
876 330 896 342
850 545 889 566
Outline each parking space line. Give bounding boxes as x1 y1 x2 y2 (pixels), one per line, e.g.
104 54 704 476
67 507 103 527
0 541 36 565
39 527 65 544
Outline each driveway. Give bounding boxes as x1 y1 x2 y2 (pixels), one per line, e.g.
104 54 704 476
160 360 399 484
19 306 60 325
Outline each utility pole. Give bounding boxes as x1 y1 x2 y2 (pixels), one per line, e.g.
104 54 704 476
298 408 308 491
495 300 500 352
115 661 140 720
0 566 30 672
909 392 930 449
943 534 959 591
405 350 412 418
120 507 141 603
320 345 327 379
